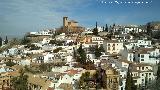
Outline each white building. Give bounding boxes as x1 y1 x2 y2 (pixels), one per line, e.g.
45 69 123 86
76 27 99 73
123 26 145 34
131 64 155 87
36 53 55 63
55 33 66 41
91 36 104 45
135 48 160 64
103 40 124 54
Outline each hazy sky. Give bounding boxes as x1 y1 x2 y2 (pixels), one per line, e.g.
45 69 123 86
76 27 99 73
0 0 160 38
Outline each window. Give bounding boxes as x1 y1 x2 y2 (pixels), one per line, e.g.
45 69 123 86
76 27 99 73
142 67 144 70
113 47 115 50
146 67 148 69
108 44 110 46
142 74 144 76
141 55 144 58
108 47 110 50
149 73 151 75
141 59 144 61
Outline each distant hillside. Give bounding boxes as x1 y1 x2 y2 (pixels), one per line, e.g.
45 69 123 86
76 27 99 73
149 21 160 30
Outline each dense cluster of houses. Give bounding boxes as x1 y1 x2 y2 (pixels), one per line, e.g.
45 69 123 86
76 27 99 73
0 17 160 90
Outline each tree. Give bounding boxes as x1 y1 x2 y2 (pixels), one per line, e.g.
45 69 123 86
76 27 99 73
113 23 115 27
94 45 102 58
78 72 91 89
73 47 77 59
94 67 107 89
53 47 62 53
99 45 105 52
5 36 8 44
77 44 86 64
11 69 28 90
21 36 31 45
157 62 160 80
0 37 2 47
93 22 98 36
125 64 136 90
93 28 98 36
26 44 40 50
105 24 108 32
102 27 105 31
146 22 152 36
49 40 64 46
5 60 16 67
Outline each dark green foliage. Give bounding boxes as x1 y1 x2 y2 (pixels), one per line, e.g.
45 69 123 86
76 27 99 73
78 72 92 89
99 45 105 52
77 44 86 64
93 28 98 36
25 44 40 50
52 31 61 38
5 60 16 67
49 40 64 46
11 69 28 90
94 68 107 89
146 22 152 36
152 30 160 39
105 24 108 32
94 45 102 58
157 62 160 80
125 64 136 90
53 47 62 53
5 36 8 44
113 23 115 27
21 36 31 45
0 37 2 46
73 47 77 59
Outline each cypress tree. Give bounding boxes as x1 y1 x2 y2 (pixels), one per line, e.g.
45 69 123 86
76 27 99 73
157 62 160 80
146 22 152 36
77 44 86 64
0 37 2 46
125 64 136 90
105 24 108 32
103 27 105 31
5 36 8 44
93 21 98 36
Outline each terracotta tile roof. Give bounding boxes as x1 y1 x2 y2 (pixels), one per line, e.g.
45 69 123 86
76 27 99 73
64 69 79 75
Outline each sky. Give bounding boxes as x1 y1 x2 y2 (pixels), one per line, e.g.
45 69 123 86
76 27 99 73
0 0 160 38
